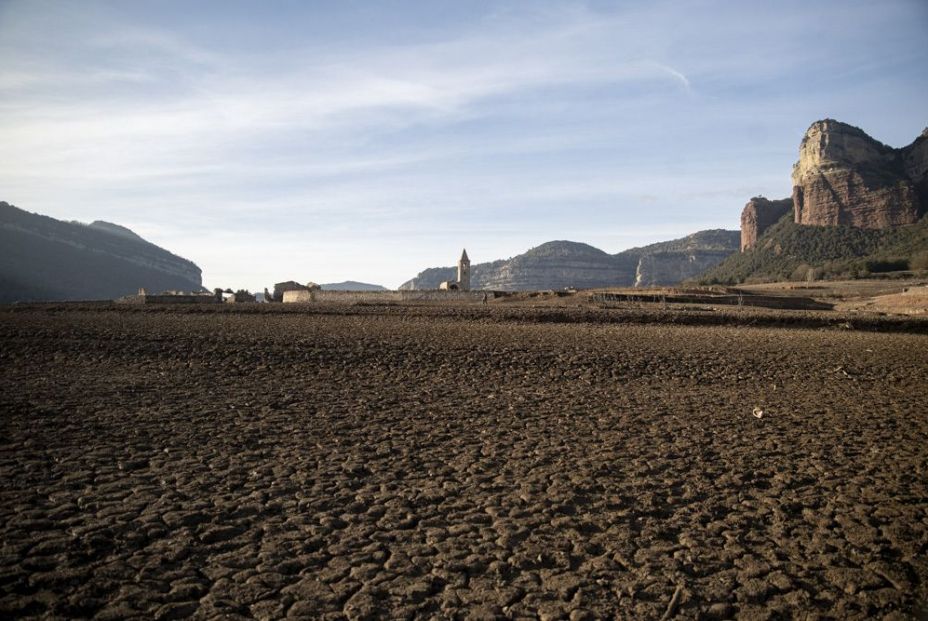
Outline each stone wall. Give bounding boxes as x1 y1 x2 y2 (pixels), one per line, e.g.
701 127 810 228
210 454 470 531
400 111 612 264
282 290 494 304
226 292 256 303
117 294 219 304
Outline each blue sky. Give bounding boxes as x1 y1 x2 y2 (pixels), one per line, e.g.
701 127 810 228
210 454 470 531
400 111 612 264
1 1 926 289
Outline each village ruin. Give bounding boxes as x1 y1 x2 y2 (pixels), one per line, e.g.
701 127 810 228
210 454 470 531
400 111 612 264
116 249 486 305
279 249 488 303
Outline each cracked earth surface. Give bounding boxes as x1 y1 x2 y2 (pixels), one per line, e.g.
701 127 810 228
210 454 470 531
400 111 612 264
1 304 926 619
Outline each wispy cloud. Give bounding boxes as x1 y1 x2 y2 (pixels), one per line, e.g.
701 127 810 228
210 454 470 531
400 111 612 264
0 4 700 201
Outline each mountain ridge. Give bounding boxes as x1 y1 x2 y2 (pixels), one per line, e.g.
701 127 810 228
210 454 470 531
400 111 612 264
399 231 739 291
320 281 388 291
0 201 204 303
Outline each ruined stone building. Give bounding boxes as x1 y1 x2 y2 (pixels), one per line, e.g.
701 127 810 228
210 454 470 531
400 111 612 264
271 281 312 302
226 291 256 304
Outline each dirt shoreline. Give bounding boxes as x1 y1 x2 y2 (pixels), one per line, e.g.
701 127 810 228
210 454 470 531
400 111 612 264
6 300 928 334
1 304 926 619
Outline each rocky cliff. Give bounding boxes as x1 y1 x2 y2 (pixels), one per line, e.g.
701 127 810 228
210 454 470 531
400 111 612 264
480 242 637 290
399 241 634 291
626 229 740 286
0 201 204 303
791 120 926 229
399 230 739 290
903 128 928 207
634 250 735 287
740 197 792 251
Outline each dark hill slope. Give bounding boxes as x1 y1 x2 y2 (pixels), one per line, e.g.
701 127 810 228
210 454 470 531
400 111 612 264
700 214 928 284
0 201 204 303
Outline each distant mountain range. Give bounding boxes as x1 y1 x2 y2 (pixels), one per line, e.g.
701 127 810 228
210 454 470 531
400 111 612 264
0 201 204 303
6 119 924 303
320 281 388 291
399 230 740 290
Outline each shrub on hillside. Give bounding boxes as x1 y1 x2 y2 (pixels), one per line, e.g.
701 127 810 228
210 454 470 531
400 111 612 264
910 250 928 271
863 258 908 273
697 214 928 284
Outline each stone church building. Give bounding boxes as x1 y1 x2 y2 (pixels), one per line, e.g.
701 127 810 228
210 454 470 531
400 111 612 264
439 249 471 291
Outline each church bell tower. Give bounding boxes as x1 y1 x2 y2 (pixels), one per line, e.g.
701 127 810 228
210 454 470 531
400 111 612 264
457 249 471 291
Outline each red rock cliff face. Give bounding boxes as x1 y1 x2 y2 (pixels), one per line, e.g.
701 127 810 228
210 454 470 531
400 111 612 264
740 197 792 251
903 129 928 207
791 120 926 228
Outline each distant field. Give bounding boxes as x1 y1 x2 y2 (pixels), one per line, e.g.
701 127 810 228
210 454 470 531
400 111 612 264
1 303 926 619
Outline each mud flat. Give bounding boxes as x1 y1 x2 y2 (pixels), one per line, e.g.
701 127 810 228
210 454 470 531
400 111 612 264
1 303 926 619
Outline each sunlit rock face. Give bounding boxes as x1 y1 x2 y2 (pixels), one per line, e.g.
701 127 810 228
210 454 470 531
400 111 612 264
902 128 928 208
740 197 792 251
633 250 733 287
791 120 926 229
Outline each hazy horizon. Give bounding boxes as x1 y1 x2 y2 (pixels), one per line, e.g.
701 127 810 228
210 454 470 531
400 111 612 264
1 0 926 290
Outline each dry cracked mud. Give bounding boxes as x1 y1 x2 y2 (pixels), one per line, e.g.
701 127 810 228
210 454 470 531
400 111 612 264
1 303 926 620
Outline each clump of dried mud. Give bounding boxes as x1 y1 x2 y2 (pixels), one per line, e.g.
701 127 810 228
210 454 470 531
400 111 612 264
1 303 926 620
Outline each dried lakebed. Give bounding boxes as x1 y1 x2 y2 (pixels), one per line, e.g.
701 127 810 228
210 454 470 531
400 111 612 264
1 304 926 620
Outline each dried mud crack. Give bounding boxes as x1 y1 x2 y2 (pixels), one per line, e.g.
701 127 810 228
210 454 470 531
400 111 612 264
1 304 926 619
